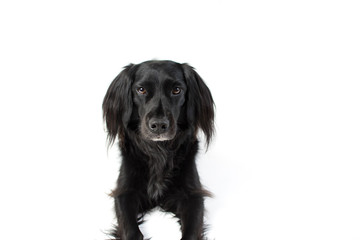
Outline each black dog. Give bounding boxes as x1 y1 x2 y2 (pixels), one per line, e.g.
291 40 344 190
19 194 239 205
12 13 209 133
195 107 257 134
103 60 215 240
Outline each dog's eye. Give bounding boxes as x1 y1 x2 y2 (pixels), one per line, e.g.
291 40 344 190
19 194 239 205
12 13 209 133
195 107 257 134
137 87 147 95
172 87 181 95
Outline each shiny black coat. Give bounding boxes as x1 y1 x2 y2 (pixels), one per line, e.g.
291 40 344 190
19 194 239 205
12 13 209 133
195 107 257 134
103 60 215 240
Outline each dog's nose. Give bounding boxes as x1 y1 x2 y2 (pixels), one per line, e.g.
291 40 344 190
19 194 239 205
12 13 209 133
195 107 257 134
149 118 169 134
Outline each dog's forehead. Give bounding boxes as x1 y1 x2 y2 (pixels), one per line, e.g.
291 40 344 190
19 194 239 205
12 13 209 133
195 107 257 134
135 61 184 83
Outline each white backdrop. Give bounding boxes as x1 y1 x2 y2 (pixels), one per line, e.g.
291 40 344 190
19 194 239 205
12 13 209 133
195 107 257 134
0 1 359 240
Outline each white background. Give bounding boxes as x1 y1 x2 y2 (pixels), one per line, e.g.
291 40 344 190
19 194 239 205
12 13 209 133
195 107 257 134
0 1 359 240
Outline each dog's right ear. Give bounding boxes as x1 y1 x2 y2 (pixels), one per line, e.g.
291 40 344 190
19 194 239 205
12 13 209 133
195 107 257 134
103 64 136 146
181 63 215 148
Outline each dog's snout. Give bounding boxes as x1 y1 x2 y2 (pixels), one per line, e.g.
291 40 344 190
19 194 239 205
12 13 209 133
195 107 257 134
149 118 169 134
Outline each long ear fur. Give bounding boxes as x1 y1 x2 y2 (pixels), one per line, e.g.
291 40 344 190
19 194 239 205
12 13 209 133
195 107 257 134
182 64 215 147
102 64 136 146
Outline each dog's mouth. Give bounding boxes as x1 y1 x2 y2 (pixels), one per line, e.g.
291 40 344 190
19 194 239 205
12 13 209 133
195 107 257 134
151 134 173 141
143 131 176 142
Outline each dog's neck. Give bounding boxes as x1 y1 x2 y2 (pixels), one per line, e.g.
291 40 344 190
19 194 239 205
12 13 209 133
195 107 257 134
122 129 196 200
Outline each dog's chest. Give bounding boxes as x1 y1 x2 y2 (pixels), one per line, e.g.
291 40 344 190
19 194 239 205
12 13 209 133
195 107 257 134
146 155 175 200
147 175 167 200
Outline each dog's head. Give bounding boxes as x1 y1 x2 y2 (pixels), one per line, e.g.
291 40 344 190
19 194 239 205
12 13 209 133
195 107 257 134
103 60 214 146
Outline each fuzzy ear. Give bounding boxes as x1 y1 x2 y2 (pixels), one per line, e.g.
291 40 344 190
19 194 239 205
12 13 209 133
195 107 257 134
182 64 215 147
102 64 136 145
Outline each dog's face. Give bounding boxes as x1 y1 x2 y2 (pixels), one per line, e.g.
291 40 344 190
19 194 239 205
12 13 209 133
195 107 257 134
132 62 187 141
103 60 214 147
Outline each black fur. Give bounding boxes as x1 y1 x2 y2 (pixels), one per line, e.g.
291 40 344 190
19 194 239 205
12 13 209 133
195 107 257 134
103 60 215 240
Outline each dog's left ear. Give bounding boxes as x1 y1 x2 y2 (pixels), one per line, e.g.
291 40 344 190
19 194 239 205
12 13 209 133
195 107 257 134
182 63 215 147
103 64 136 146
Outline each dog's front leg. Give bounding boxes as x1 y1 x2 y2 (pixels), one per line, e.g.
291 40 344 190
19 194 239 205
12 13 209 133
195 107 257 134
114 192 143 240
178 195 205 240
